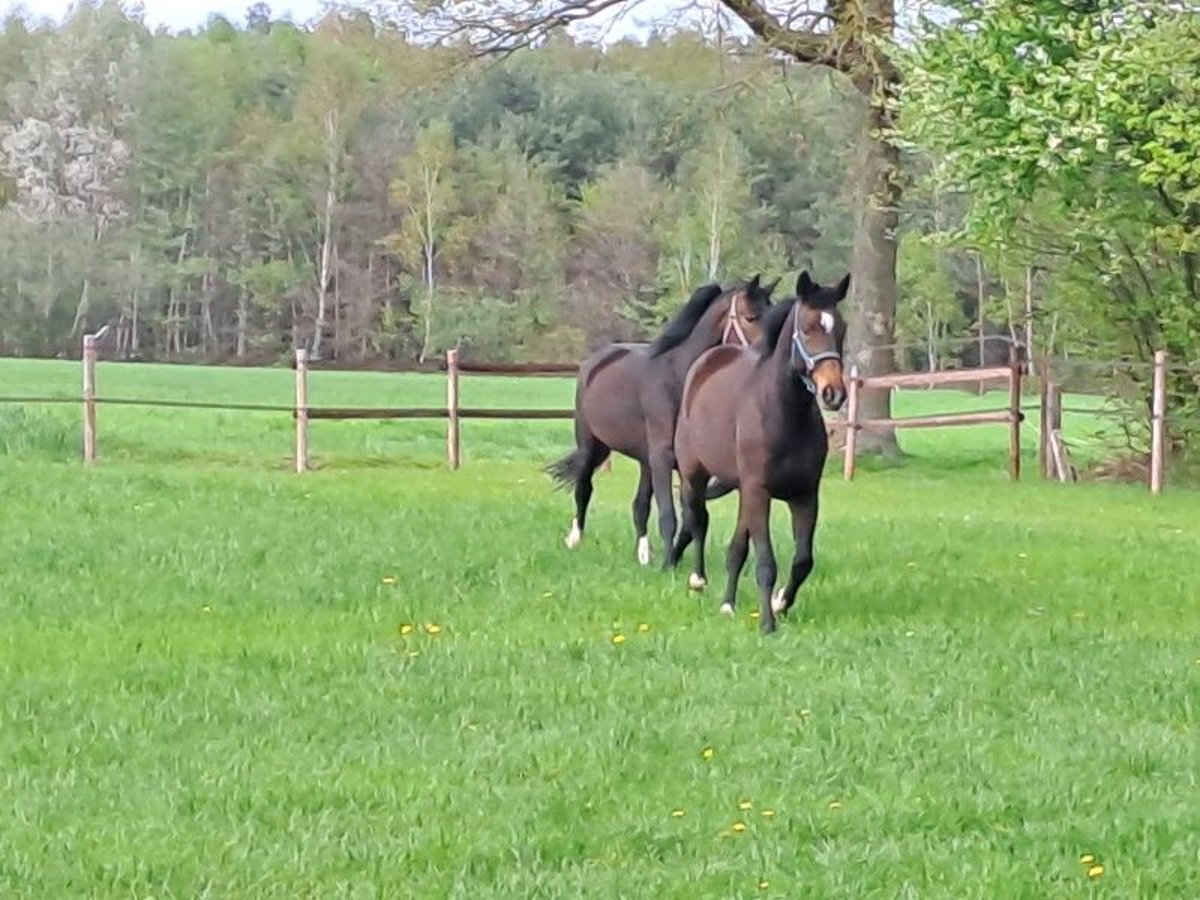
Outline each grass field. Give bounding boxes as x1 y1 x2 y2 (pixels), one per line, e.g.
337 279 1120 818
1 359 1198 897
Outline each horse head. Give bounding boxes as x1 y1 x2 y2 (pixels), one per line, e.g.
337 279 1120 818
719 273 779 347
790 270 850 411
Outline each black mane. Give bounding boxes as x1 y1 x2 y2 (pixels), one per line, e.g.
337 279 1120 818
647 283 725 357
755 297 797 358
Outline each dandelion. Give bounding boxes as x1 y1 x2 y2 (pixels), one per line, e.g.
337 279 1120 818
381 576 397 585
749 611 761 620
400 624 414 635
828 801 842 811
701 746 715 760
760 809 776 818
739 800 753 811
201 605 212 613
1079 854 1095 865
612 634 626 645
425 623 442 635
731 822 747 833
758 881 770 890
1088 865 1104 879
407 650 420 658
638 623 650 633
671 809 686 818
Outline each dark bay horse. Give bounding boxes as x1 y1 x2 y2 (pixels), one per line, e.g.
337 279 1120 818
669 271 850 633
546 276 778 567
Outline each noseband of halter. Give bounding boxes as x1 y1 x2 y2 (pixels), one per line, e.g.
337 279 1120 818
721 294 749 347
790 310 841 395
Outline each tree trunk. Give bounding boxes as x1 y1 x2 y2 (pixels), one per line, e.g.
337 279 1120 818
847 94 901 456
313 110 338 359
236 288 248 358
975 252 986 395
1024 265 1035 355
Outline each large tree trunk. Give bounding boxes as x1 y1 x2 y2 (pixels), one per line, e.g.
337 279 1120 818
847 94 901 456
313 110 338 359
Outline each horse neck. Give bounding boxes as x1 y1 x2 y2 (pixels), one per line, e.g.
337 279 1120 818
763 307 815 416
663 305 724 373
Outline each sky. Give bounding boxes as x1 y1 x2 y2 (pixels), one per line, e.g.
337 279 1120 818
2 0 690 36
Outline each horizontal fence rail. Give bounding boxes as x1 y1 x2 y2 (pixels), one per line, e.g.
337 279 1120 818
0 333 1180 493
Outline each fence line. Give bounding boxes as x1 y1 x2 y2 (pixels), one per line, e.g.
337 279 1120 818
0 336 1180 493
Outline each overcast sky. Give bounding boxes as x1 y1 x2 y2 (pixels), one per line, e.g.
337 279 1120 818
2 0 692 36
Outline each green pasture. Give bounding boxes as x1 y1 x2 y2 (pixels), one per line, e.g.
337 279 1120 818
0 359 1197 897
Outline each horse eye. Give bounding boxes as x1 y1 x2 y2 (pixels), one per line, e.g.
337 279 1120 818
744 315 758 323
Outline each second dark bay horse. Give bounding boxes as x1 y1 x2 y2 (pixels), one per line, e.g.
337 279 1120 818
546 276 777 567
669 271 850 632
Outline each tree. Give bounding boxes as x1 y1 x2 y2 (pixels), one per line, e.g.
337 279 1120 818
399 0 904 454
903 0 1200 447
387 120 458 363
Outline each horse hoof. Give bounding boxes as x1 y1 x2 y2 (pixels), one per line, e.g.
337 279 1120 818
719 602 735 617
770 589 787 614
688 573 707 591
636 537 651 566
565 520 582 549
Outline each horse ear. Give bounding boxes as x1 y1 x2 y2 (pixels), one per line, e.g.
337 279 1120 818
747 273 761 291
835 273 851 302
762 276 781 298
796 270 815 300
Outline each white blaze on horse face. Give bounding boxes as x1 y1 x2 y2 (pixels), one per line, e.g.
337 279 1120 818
565 518 582 549
819 311 836 334
688 572 707 591
636 536 651 566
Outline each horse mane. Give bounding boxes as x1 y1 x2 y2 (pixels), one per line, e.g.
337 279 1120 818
647 283 725 357
755 297 797 358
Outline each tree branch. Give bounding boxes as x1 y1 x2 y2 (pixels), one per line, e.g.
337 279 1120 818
716 0 832 66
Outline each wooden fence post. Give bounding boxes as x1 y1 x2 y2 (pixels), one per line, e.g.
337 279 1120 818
1008 343 1023 481
294 348 309 473
843 364 860 481
82 334 97 465
446 348 461 470
1150 349 1167 495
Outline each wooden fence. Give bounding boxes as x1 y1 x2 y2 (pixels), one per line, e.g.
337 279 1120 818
0 333 1177 493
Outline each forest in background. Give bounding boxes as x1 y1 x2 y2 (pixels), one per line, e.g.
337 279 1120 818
1 0 1197 408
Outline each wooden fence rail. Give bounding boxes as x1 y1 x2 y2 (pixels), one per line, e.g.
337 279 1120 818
0 333 1172 493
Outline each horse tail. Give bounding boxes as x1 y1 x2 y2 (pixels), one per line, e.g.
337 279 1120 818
545 447 589 492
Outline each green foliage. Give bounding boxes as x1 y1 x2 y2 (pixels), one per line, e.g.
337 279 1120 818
0 10 860 363
901 0 1200 446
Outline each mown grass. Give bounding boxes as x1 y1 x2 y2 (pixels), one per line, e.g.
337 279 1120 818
1 359 1197 898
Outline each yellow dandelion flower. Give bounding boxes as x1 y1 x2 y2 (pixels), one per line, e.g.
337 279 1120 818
1088 865 1104 879
638 623 650 633
1079 854 1095 865
670 809 686 818
758 881 770 890
701 746 715 760
381 576 397 585
738 800 753 811
749 611 761 619
828 801 842 811
400 624 414 635
407 650 420 658
201 605 212 613
760 809 776 818
611 634 626 645
731 822 747 833
425 623 442 635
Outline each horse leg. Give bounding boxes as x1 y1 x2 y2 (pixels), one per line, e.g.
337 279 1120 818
774 494 818 617
649 446 678 571
743 486 778 634
631 461 653 565
566 435 610 549
720 518 750 618
677 472 710 590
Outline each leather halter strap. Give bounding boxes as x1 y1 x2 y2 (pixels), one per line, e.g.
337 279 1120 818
791 309 841 394
721 294 749 346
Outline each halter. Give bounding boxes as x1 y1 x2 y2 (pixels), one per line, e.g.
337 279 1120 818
721 294 749 346
790 310 841 395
